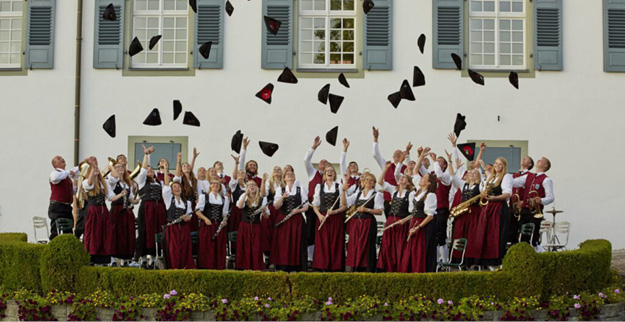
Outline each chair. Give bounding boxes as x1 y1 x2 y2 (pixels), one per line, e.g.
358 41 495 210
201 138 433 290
518 223 535 244
375 221 384 255
227 231 238 269
436 238 467 272
154 232 166 269
538 221 553 245
33 216 49 244
55 218 74 236
542 221 570 252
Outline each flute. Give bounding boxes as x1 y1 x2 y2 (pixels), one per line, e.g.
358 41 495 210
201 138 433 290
317 196 341 231
211 213 230 240
275 202 310 228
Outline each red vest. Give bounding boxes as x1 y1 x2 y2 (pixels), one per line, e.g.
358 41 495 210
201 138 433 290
348 175 360 189
307 171 323 202
383 163 406 201
450 171 468 208
50 175 73 204
156 172 174 183
435 177 451 209
512 171 530 202
522 173 547 208
247 174 262 188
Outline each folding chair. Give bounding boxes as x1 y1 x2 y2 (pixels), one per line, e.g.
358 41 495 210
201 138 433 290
542 221 570 252
154 232 167 269
518 223 535 244
33 216 50 244
55 218 74 236
436 238 467 272
375 221 384 255
227 231 238 269
538 221 553 245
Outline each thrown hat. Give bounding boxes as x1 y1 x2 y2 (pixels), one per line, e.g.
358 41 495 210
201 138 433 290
259 141 279 157
413 66 425 87
277 67 298 84
318 84 330 104
329 94 344 114
399 79 415 101
326 126 338 146
225 0 234 16
454 113 466 137
363 0 375 14
458 143 476 161
189 0 197 13
143 108 162 126
387 92 401 108
338 73 350 88
129 37 143 57
417 34 426 54
256 83 274 104
182 111 200 127
264 16 281 35
451 53 462 70
468 69 485 86
509 71 519 89
103 3 117 21
149 35 162 50
199 42 212 59
173 100 182 120
103 115 116 138
231 130 244 154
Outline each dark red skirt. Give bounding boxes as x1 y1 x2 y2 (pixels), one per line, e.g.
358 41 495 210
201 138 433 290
143 200 167 251
110 204 136 258
84 205 115 256
345 217 377 271
166 223 196 269
228 204 242 232
399 217 427 273
270 210 303 267
198 221 227 269
236 222 264 270
189 201 199 232
456 205 481 262
377 215 409 272
474 201 509 266
313 212 345 271
261 205 276 253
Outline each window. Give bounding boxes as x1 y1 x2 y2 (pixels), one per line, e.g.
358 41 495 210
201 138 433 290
128 136 188 171
469 0 526 70
0 0 22 68
468 140 528 173
298 0 357 69
132 0 188 68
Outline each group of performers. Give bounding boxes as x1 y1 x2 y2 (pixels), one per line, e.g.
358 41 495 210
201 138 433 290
47 127 554 272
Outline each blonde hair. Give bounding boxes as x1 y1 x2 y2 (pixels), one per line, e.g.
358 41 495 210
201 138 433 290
360 172 377 188
246 181 260 207
467 169 482 186
209 179 223 195
86 167 109 197
486 157 508 187
268 166 284 195
322 166 336 182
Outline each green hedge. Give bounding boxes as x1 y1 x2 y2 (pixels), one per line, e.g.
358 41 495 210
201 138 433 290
0 233 614 302
75 268 290 299
538 239 613 297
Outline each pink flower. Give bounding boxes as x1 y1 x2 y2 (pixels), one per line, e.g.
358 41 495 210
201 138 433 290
170 290 177 296
574 303 581 309
222 299 228 304
265 304 270 308
267 297 272 301
615 289 621 294
599 292 605 298
573 295 580 300
163 294 170 299
448 300 453 305
384 302 388 307
437 298 444 305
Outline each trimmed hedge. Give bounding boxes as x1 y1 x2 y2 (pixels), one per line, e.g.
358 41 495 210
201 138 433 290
0 240 45 292
40 234 90 293
75 268 290 299
538 239 613 297
0 233 27 243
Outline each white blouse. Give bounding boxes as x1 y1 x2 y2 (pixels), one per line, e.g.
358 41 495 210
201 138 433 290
312 181 343 207
273 184 309 206
345 189 385 210
236 194 269 215
195 192 230 216
162 185 192 213
106 176 134 199
82 179 115 201
413 190 437 216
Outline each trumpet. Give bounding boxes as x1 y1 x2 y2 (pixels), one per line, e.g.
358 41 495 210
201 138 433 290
101 157 117 178
129 162 142 180
78 161 90 178
527 190 544 219
510 193 522 221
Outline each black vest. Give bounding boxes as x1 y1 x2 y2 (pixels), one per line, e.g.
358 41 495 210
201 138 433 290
204 195 225 222
389 190 410 218
281 187 302 214
167 198 187 223
319 183 340 213
412 194 427 219
140 181 162 202
87 193 106 206
242 201 262 224
353 191 376 220
232 184 245 205
111 182 130 207
462 183 481 202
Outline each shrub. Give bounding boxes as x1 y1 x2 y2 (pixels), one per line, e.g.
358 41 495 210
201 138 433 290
0 233 27 243
40 234 90 294
0 240 45 292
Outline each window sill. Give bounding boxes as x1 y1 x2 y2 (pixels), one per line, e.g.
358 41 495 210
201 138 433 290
129 67 190 71
469 69 530 73
296 68 359 73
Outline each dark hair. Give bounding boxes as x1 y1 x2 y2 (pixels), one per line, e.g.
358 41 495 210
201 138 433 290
527 156 535 171
543 158 551 172
437 157 448 170
171 181 187 203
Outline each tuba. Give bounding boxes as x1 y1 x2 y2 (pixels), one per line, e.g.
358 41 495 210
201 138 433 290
129 162 142 180
527 190 544 219
101 157 117 178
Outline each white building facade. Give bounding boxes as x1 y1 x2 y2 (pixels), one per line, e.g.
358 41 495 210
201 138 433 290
0 0 624 249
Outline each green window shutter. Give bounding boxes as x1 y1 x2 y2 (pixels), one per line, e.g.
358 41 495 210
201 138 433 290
194 0 224 69
534 0 563 71
261 0 293 69
93 0 124 69
604 0 625 72
364 0 392 70
25 0 55 69
432 0 463 69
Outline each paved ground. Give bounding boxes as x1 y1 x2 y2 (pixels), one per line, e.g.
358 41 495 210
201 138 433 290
612 249 625 276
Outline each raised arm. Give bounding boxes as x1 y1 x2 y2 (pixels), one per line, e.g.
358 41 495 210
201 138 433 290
231 154 240 179
238 138 249 172
260 173 268 197
190 147 199 172
340 138 349 175
475 143 486 170
379 161 391 186
304 136 321 179
175 152 182 178
371 126 386 169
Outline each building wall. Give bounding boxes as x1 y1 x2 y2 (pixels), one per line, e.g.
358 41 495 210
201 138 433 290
0 1 623 249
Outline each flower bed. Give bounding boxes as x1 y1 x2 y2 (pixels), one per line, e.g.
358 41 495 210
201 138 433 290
0 287 623 321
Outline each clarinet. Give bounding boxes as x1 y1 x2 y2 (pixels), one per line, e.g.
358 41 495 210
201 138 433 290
317 196 341 231
275 202 310 228
211 213 230 240
161 214 188 230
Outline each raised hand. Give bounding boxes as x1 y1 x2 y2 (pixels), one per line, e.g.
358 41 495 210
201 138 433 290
405 142 413 153
176 152 182 163
372 126 379 141
447 133 458 147
262 173 268 181
193 147 199 159
231 154 240 163
343 138 350 152
312 136 322 150
417 146 424 157
385 160 392 169
444 149 452 161
243 137 250 149
429 152 437 161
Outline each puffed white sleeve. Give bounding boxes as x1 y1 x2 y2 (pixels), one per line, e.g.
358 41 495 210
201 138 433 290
541 177 554 206
162 185 173 210
185 201 193 215
424 193 437 216
222 196 230 216
236 194 247 209
345 191 358 207
229 178 238 192
501 174 513 195
312 184 321 207
373 192 384 210
304 148 316 180
195 193 206 211
82 179 94 191
173 176 182 183
300 186 309 204
105 181 116 201
137 168 148 189
106 174 119 187
50 170 70 184
408 191 417 213
273 187 284 206
383 182 397 195
411 172 422 188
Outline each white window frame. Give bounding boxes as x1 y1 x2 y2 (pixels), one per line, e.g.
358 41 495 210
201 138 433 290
298 0 357 70
468 0 526 70
132 0 189 69
0 0 23 69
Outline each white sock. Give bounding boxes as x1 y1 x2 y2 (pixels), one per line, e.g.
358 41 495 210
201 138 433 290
488 265 497 271
307 245 314 261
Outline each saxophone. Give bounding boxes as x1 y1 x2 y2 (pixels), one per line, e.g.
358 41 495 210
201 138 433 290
450 194 481 217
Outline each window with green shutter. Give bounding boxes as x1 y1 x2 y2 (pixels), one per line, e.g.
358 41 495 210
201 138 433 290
194 0 223 69
604 0 625 72
94 0 124 69
25 0 55 69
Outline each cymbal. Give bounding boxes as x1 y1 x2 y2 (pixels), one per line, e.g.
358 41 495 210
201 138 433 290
546 209 563 214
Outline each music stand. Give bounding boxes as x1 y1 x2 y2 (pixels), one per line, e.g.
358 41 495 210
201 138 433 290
545 208 563 247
